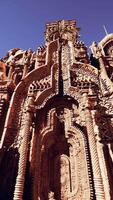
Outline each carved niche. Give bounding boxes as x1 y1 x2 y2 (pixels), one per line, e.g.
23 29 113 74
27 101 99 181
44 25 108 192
33 97 91 200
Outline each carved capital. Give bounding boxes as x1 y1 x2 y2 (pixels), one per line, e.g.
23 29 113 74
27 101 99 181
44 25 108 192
25 95 36 113
80 89 97 111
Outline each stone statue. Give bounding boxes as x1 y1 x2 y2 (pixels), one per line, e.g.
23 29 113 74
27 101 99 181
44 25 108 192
90 41 102 58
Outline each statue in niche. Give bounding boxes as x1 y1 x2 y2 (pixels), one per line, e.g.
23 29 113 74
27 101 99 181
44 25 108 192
54 155 70 199
23 48 34 64
35 46 46 68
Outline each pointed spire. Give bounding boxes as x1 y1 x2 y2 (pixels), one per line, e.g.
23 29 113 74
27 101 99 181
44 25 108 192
103 25 108 36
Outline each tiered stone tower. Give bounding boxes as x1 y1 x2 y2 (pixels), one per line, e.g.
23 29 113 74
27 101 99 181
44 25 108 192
0 20 113 200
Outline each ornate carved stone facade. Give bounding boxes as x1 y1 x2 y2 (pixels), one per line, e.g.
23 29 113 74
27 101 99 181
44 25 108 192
0 19 113 199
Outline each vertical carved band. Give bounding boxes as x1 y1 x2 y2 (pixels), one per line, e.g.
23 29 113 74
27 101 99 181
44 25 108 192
13 95 35 200
82 93 105 200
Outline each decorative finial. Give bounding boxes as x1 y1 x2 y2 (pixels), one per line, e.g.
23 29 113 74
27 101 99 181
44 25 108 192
103 25 108 36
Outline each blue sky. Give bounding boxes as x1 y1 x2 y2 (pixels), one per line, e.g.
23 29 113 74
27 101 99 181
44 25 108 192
0 0 113 57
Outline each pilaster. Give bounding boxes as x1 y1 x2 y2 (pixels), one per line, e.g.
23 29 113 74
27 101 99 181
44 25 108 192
81 92 105 199
13 94 35 200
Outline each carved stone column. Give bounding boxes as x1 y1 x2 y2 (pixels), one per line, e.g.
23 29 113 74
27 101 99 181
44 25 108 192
13 94 35 200
92 110 111 200
82 92 105 200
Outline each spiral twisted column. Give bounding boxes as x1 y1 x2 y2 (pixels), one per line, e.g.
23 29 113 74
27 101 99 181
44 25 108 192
13 95 35 200
82 92 105 200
